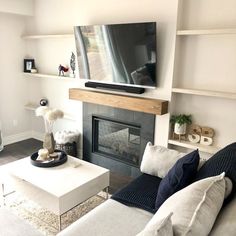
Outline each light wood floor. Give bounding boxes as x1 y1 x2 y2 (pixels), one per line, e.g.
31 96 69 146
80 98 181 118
0 139 133 193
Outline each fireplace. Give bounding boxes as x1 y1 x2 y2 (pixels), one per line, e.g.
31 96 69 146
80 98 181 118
92 116 141 167
83 103 155 178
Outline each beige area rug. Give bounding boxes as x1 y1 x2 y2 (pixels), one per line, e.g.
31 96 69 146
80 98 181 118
4 192 106 235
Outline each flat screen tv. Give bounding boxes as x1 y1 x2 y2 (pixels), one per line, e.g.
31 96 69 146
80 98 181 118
74 22 157 88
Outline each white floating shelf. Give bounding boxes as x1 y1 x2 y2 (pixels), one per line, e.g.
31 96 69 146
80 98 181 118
22 34 74 39
168 139 220 154
172 88 236 100
177 28 236 36
24 103 38 111
23 72 78 81
24 103 77 121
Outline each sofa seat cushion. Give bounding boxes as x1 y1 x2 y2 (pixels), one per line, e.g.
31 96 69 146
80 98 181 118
210 195 236 236
111 173 162 213
0 208 42 236
137 212 173 236
57 199 153 236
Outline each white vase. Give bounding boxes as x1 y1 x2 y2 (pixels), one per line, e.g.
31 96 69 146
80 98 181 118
174 123 187 135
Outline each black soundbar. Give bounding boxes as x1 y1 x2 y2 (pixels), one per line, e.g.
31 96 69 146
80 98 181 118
85 82 145 94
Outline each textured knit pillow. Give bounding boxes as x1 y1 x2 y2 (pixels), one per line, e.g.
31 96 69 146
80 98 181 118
195 142 236 194
155 150 200 210
154 173 226 236
136 212 173 236
140 142 185 178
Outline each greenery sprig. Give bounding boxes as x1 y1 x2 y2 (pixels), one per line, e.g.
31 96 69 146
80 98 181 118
170 114 192 126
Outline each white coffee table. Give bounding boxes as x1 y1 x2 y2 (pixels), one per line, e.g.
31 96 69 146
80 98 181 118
0 156 110 230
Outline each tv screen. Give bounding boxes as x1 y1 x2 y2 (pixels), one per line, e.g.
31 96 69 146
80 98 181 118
74 22 157 88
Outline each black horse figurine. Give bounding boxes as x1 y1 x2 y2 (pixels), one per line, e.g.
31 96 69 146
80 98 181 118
58 64 69 76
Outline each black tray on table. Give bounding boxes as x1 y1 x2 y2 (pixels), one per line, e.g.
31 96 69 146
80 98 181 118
30 149 67 168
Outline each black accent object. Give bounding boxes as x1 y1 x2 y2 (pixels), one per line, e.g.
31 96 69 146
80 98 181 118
85 82 145 94
111 173 162 213
30 150 67 168
74 22 157 88
55 142 77 157
195 142 236 198
24 59 35 73
92 116 141 167
39 98 48 106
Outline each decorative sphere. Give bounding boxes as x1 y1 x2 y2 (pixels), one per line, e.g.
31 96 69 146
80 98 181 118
40 99 48 106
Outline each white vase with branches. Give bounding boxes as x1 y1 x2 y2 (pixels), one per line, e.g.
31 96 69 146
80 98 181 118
35 106 64 154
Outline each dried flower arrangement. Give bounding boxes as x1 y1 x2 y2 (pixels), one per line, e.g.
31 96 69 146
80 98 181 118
35 106 64 133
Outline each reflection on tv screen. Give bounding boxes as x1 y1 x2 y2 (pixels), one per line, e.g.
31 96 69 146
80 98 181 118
74 22 156 88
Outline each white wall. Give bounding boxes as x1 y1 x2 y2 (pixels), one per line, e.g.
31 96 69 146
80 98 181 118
25 0 179 147
0 0 34 16
0 13 32 144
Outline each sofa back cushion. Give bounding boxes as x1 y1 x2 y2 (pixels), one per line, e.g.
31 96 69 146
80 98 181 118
155 150 200 210
140 142 185 178
154 173 226 236
195 142 236 194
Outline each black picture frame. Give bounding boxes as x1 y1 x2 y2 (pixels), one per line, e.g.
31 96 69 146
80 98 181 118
24 59 35 73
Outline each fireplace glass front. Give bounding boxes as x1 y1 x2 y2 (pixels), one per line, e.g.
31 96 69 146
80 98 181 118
92 116 141 167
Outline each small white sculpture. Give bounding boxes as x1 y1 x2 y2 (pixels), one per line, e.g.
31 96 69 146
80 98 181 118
37 148 49 161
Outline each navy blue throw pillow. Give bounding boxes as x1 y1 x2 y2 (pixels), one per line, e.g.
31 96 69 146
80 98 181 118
112 174 162 213
155 149 200 210
195 142 236 197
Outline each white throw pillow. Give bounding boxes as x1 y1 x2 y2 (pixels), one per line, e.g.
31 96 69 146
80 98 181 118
153 173 226 236
136 212 173 236
140 142 185 178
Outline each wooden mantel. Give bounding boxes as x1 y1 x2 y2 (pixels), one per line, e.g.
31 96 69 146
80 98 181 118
69 88 168 115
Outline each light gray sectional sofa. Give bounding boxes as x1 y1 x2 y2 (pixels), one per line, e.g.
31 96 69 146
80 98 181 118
0 208 43 236
58 142 236 236
58 199 153 236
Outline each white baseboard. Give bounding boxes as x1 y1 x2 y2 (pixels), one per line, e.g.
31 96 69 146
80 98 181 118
3 130 44 145
4 131 32 145
31 131 44 141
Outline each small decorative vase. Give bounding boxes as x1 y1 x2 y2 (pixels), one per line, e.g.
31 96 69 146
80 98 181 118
43 133 55 154
174 123 187 135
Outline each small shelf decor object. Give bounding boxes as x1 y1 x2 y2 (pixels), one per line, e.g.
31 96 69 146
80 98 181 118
188 124 215 146
31 149 67 168
40 98 48 106
24 59 35 73
70 52 76 78
170 114 192 141
58 64 69 76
